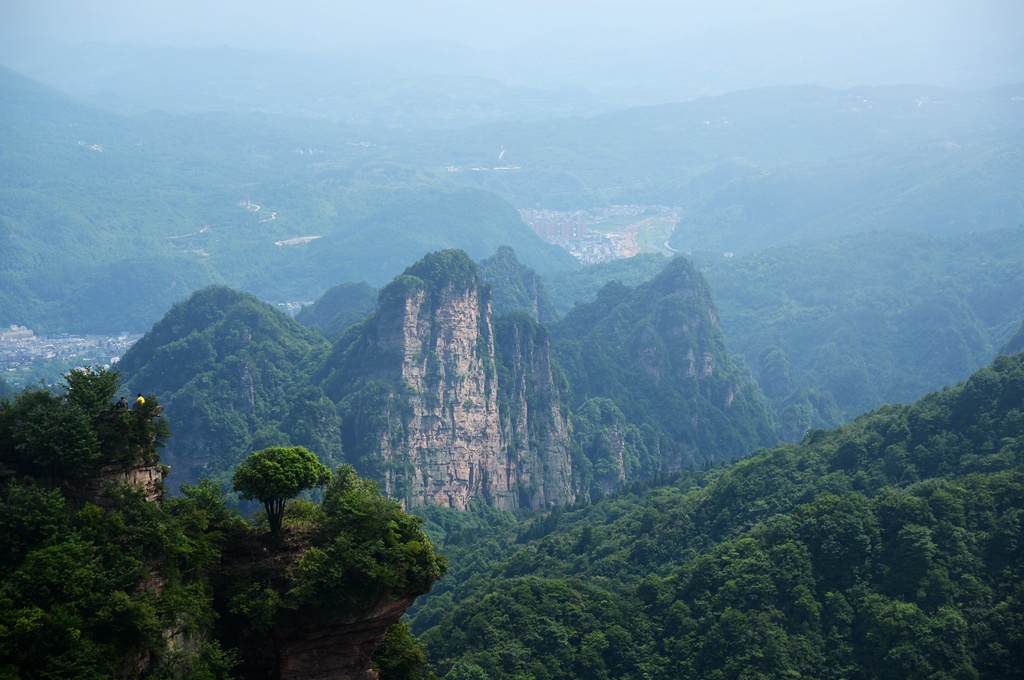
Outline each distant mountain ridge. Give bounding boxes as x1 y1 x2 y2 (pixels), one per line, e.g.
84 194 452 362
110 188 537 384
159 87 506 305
3 64 1022 334
0 66 575 333
119 249 775 506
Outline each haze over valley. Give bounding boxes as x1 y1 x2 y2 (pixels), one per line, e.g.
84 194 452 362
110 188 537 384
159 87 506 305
2 2 1024 678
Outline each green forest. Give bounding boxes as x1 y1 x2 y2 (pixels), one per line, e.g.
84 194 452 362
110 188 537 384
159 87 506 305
407 352 1024 679
3 339 1022 678
3 66 1023 333
0 368 445 678
3 55 1024 680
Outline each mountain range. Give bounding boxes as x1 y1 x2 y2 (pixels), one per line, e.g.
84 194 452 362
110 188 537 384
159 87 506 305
3 65 1022 334
116 248 776 505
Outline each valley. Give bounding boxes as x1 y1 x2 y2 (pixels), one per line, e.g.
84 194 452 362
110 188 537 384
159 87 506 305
2 20 1024 678
520 205 681 263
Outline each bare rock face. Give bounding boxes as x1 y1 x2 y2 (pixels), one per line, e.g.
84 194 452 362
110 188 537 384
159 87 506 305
73 458 168 505
276 595 416 680
331 250 575 510
376 281 510 509
494 314 574 508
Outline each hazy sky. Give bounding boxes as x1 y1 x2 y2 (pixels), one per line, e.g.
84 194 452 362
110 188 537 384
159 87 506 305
2 0 1020 52
1 0 1022 93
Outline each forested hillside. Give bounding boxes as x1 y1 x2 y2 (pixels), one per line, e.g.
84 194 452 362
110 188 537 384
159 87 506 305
693 228 1024 437
408 352 1024 679
553 257 777 481
294 281 378 341
0 368 446 678
1005 320 1024 356
117 250 780 505
0 67 572 333
477 246 559 324
115 286 337 490
3 65 1022 334
534 228 1024 440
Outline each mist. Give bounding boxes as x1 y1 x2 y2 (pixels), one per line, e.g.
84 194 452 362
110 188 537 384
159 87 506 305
2 0 1022 114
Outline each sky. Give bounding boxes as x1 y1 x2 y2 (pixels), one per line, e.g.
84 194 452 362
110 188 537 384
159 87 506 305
2 1 848 51
1 0 1020 53
1 0 1022 94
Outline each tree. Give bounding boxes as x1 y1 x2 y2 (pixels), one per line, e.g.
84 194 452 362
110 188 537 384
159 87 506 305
232 446 331 533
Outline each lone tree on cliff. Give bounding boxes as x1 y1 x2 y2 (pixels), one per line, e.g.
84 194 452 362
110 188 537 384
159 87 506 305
232 446 332 533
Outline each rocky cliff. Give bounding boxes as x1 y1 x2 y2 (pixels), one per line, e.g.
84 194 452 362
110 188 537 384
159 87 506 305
325 250 574 510
553 256 778 474
494 314 574 508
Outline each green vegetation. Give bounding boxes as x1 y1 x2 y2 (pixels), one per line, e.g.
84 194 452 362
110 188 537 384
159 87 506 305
0 68 573 333
553 257 778 472
408 352 1024 679
693 228 1024 435
116 285 338 490
294 281 378 340
478 246 559 323
4 65 1022 335
1003 318 1024 356
542 253 671 317
232 446 332 533
0 366 168 480
0 368 446 678
289 465 447 614
0 368 231 677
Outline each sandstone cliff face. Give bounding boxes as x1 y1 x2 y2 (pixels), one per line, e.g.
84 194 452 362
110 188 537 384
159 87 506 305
74 458 168 505
375 280 510 509
276 595 416 680
332 251 574 510
495 315 575 508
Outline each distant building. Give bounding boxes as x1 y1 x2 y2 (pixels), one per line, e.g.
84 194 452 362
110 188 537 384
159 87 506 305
0 325 35 342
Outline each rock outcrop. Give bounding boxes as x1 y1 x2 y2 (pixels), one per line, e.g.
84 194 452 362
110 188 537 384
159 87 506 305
494 314 574 508
326 250 575 510
73 457 168 506
276 595 416 680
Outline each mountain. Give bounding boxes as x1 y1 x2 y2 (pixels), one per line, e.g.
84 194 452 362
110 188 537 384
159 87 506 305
5 66 1022 335
294 281 378 340
430 84 1024 237
10 43 608 128
542 253 672 317
300 189 576 293
553 257 778 477
116 286 335 489
119 249 777 510
318 250 574 510
693 227 1024 436
0 67 575 333
294 246 559 342
408 352 1024 679
478 245 559 324
1003 319 1024 356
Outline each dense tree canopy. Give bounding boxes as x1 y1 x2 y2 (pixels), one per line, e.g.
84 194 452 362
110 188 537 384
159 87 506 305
408 352 1024 679
0 368 447 678
0 366 168 480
